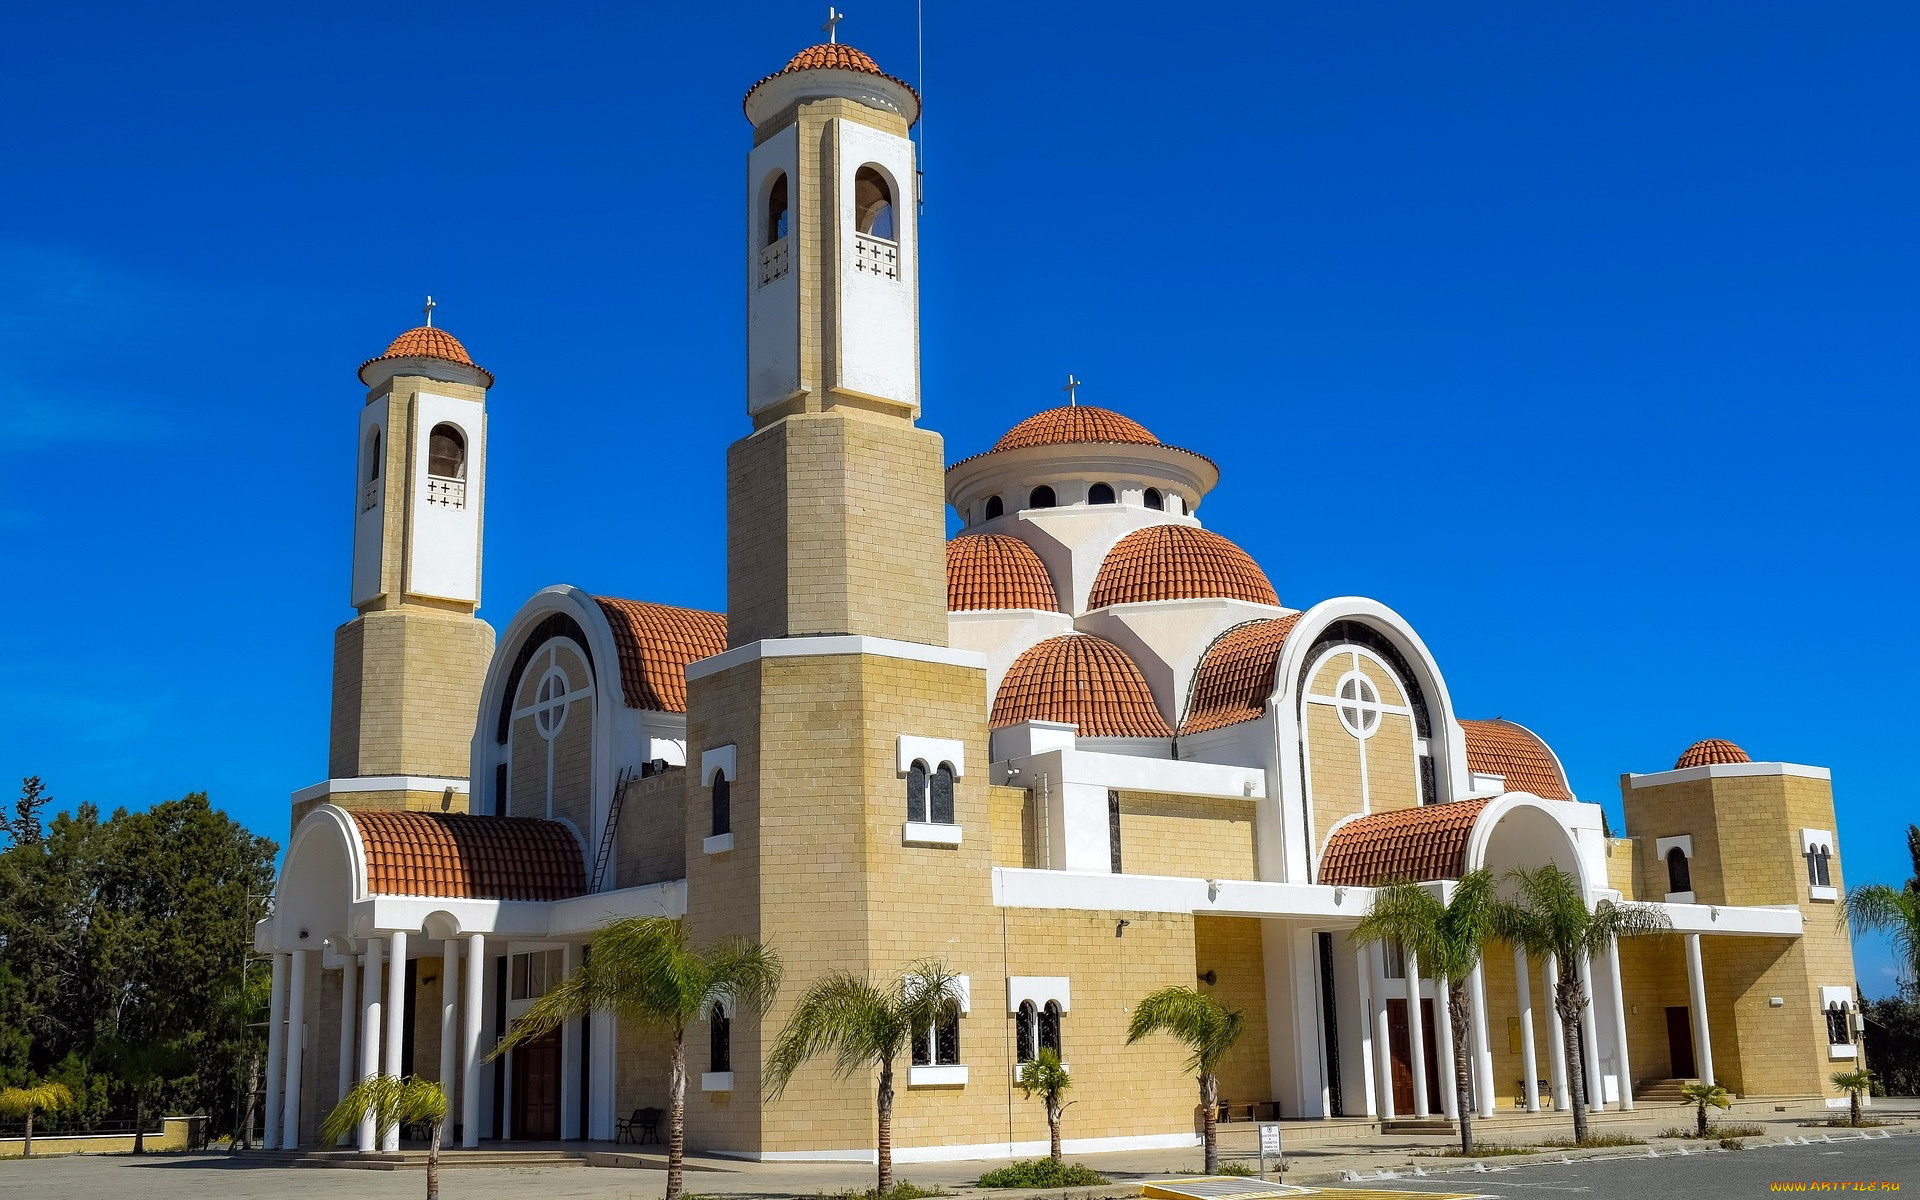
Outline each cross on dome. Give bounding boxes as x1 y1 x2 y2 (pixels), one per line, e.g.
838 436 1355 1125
422 295 436 327
1062 374 1082 406
822 6 844 43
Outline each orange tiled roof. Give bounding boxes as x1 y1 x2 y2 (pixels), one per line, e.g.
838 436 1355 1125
1458 719 1573 801
992 405 1160 452
1179 615 1306 734
1088 525 1279 609
592 597 728 714
745 42 919 107
350 811 584 901
1675 738 1751 768
358 325 492 386
947 534 1060 612
991 634 1172 738
1318 798 1491 886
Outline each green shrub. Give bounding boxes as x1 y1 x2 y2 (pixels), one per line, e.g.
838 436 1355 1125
1713 1123 1765 1138
1720 1137 1745 1151
1214 1161 1260 1177
822 1184 952 1200
975 1160 1111 1189
1537 1133 1643 1149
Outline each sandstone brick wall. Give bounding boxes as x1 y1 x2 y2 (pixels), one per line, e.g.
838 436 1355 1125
616 770 690 889
327 607 492 784
1118 791 1257 880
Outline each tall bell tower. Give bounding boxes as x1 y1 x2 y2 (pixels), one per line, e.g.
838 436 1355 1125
293 305 497 827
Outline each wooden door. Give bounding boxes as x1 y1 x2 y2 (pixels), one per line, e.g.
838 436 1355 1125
1666 1006 1696 1078
512 1029 561 1140
1386 998 1443 1114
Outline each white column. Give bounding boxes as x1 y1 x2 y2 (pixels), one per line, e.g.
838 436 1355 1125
1544 953 1569 1111
1578 953 1603 1110
336 950 360 1113
1605 940 1634 1110
1433 976 1458 1120
438 936 462 1148
1370 943 1396 1119
1405 949 1430 1119
559 943 582 1139
263 953 289 1150
1469 964 1495 1118
381 929 409 1150
1353 938 1378 1119
1685 933 1715 1085
357 936 385 1151
461 933 486 1148
281 950 308 1149
1516 948 1541 1112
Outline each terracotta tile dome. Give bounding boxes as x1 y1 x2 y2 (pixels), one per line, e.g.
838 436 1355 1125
1676 738 1751 769
1458 719 1574 801
1319 799 1492 887
746 42 919 105
990 634 1172 738
1087 525 1279 609
1180 614 1305 734
358 324 492 385
947 534 1060 612
592 597 728 714
992 405 1160 452
349 811 584 901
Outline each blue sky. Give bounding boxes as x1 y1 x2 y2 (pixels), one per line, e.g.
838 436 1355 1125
2 2 1914 992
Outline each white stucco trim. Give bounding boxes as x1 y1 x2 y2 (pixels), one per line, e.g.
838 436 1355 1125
700 1072 735 1092
703 833 736 855
898 735 965 776
1001 747 1263 800
1006 976 1071 1012
1656 834 1695 860
701 744 737 786
1646 900 1803 936
992 867 1370 920
907 1065 968 1087
291 777 469 805
686 636 985 681
1626 762 1831 788
262 878 688 951
740 1130 1200 1163
902 822 963 847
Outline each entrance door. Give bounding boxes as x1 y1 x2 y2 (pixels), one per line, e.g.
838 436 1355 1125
512 1029 561 1140
1385 998 1442 1114
1666 1006 1697 1078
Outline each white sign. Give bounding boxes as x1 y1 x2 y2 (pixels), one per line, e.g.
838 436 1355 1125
1258 1123 1281 1157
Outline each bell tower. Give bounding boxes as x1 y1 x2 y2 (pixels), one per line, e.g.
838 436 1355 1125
294 305 497 826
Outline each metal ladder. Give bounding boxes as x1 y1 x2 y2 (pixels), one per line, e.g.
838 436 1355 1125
591 766 634 893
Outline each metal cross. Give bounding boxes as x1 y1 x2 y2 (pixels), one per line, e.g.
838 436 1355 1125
422 295 436 327
1062 374 1082 406
822 6 843 42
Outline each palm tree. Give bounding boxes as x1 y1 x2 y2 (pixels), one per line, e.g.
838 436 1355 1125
1831 1069 1874 1128
1840 883 1920 995
102 1037 189 1153
1016 1048 1072 1162
1125 987 1245 1174
1678 1081 1729 1136
765 959 967 1195
1492 865 1671 1144
0 1081 75 1158
322 1076 446 1200
1350 869 1499 1155
489 917 781 1200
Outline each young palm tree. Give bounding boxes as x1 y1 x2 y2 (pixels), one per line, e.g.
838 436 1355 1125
1678 1081 1730 1136
1492 865 1671 1145
1350 869 1499 1155
764 959 967 1194
489 916 781 1200
1016 1048 1072 1162
1840 883 1920 995
322 1076 446 1200
1125 986 1245 1174
0 1081 74 1158
1831 1069 1874 1128
102 1037 189 1153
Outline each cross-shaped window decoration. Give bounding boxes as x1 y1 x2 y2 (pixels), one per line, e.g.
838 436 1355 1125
533 667 571 739
1336 671 1382 739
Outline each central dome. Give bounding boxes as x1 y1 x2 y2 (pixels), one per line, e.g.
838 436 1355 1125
1088 525 1278 609
992 406 1160 452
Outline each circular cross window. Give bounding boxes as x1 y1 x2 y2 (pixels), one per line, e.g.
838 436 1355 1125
533 667 570 739
1336 671 1382 738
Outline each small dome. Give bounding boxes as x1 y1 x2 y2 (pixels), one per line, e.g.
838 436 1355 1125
745 42 919 110
1088 525 1278 609
1676 738 1751 769
1459 718 1574 801
991 634 1171 738
947 534 1059 612
358 324 491 386
1180 614 1305 734
992 405 1160 452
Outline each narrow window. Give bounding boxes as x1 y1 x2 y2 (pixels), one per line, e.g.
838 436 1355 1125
1029 485 1056 510
934 1010 961 1065
1107 790 1123 874
930 762 955 824
1815 845 1832 888
1088 482 1115 505
1666 846 1691 893
984 495 1004 521
1142 487 1162 511
766 172 789 245
1016 1001 1036 1063
428 423 466 479
854 166 895 240
1826 1002 1850 1045
1038 1000 1063 1056
711 771 731 836
1384 940 1406 979
367 430 382 481
907 759 929 822
710 1001 732 1072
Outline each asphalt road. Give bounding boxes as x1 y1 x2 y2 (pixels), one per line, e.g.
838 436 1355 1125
1371 1131 1916 1199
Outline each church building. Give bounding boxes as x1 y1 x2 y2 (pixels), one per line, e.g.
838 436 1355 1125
257 37 1865 1160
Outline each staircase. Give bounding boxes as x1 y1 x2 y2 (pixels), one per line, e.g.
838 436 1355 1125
1638 1078 1712 1105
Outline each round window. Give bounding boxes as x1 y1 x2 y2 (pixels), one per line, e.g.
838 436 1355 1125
533 667 570 739
1335 671 1382 738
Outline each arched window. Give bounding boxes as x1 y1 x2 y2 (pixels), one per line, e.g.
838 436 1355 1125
428 423 466 480
930 762 955 825
711 770 731 837
1813 844 1833 888
1142 487 1163 510
766 172 790 245
1088 482 1115 505
1029 485 1056 510
1016 1001 1036 1063
1039 1000 1063 1056
710 1001 732 1072
1826 1001 1850 1046
366 430 382 481
854 166 895 240
913 1004 961 1067
907 759 929 822
1666 846 1691 894
984 495 1004 521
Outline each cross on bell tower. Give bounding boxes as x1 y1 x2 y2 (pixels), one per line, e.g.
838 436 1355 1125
1062 374 1082 406
821 6 843 42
